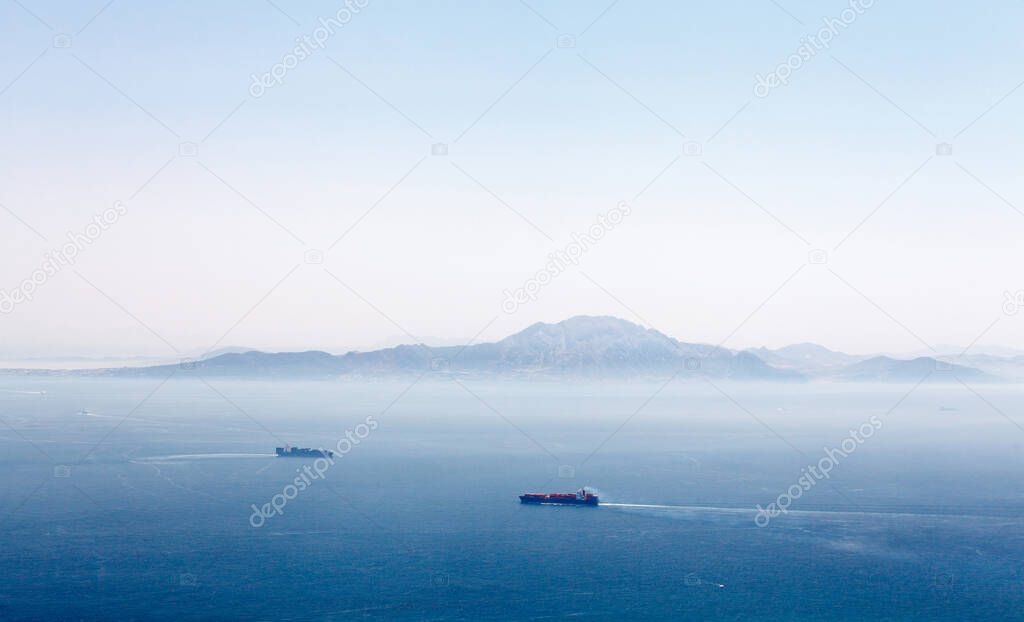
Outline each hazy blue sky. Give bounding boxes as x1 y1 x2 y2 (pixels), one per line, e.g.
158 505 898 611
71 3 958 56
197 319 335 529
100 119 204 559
2 0 1023 358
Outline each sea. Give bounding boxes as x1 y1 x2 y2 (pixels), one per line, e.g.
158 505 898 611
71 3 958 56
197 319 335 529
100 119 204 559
0 376 1022 621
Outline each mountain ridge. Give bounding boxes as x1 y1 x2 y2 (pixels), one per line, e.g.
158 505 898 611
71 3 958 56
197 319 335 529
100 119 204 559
0 315 1001 382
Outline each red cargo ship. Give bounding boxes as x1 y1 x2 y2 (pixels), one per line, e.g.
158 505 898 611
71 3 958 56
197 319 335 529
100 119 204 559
519 488 599 506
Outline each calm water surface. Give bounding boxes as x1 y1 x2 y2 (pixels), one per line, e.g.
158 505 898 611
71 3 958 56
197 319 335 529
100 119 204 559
1 377 1022 620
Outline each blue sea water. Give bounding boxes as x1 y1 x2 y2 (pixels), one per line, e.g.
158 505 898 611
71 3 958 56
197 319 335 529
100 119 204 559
1 377 1023 620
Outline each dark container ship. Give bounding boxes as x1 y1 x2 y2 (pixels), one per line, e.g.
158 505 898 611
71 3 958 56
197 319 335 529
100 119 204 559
275 446 333 458
520 488 599 506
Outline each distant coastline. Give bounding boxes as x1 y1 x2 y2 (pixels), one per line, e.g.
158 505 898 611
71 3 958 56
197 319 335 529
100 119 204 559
0 316 1009 383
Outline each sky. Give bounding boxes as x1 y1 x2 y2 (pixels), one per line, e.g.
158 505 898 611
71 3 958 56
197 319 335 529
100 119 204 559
1 0 1023 360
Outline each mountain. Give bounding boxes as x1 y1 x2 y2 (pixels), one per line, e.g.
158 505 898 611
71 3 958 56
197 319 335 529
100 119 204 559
84 316 801 381
199 346 261 359
831 356 995 383
6 316 1001 382
433 315 796 379
746 343 864 374
947 354 1024 381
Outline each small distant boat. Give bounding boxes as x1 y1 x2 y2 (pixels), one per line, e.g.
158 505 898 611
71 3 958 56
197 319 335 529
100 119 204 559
520 487 599 506
78 409 92 416
275 445 333 458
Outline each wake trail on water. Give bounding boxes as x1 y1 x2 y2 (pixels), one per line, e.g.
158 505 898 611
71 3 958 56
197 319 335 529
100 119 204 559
601 502 998 521
132 453 276 463
602 503 751 514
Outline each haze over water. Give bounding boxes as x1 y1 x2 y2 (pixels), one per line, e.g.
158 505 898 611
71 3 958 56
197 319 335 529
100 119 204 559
2 376 1022 620
4 0 1024 619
